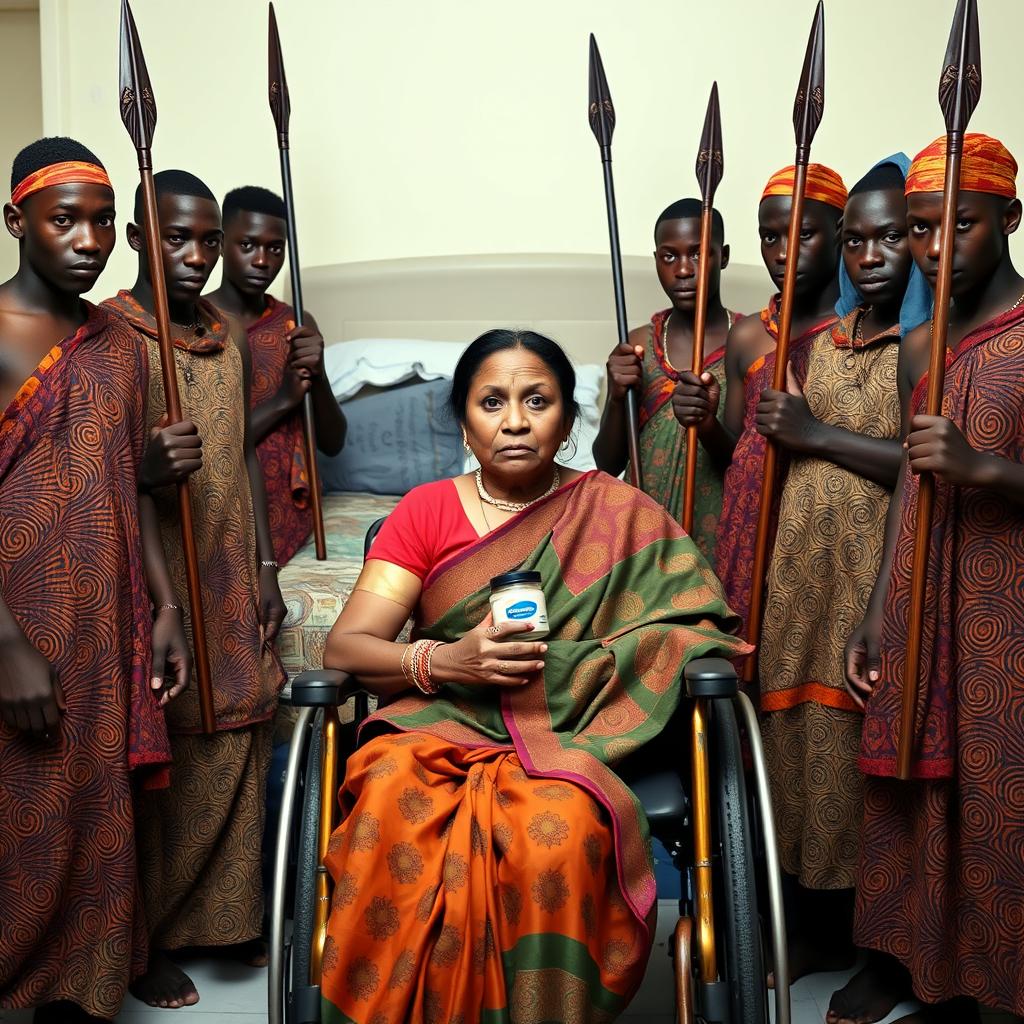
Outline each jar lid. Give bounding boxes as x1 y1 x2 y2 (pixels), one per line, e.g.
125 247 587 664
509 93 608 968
490 570 542 590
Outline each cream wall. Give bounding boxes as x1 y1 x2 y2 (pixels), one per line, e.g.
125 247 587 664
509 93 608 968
0 6 42 283
36 0 1024 303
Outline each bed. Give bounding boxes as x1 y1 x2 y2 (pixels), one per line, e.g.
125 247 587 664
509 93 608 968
274 251 771 678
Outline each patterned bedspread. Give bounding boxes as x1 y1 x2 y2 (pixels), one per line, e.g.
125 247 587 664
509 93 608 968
276 491 401 677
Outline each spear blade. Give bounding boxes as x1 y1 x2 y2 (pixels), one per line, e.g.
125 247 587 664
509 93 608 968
938 0 981 133
695 81 723 206
588 34 615 152
792 0 825 161
268 2 291 146
118 0 157 153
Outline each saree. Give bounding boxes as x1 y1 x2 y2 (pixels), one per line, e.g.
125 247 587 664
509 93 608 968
854 305 1024 1015
757 308 900 889
248 296 312 565
0 305 168 1017
713 296 836 638
321 471 748 1023
631 308 740 559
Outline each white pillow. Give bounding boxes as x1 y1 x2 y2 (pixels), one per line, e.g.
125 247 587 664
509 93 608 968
324 338 602 472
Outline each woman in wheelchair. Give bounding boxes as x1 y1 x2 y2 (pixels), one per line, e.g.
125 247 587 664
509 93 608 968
318 329 748 1023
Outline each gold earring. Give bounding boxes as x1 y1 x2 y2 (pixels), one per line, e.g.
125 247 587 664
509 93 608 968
462 430 471 454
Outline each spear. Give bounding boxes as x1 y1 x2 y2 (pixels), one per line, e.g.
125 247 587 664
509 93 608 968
268 2 328 560
743 1 826 687
897 0 981 779
119 0 216 734
588 34 643 489
681 83 723 535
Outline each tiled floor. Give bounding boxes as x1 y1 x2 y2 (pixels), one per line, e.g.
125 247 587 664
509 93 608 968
0 936 1017 1023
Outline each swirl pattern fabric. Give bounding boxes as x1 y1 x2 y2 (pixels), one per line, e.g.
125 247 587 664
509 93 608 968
854 304 1024 1015
630 308 740 560
758 307 900 888
102 290 286 733
246 296 312 565
713 296 833 639
0 305 167 1018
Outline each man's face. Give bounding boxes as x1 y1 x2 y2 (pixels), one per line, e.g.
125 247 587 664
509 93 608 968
758 195 840 297
221 210 286 297
6 182 117 294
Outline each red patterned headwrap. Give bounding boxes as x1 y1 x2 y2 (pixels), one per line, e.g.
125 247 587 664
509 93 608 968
905 133 1017 199
11 160 112 205
760 163 848 210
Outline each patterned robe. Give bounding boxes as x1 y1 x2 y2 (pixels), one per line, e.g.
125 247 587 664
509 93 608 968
854 304 1024 1015
758 307 900 889
0 305 168 1018
713 296 837 638
248 296 312 565
103 290 284 950
630 308 740 560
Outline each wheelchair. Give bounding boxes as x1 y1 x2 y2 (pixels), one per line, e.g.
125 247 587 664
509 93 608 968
269 519 791 1024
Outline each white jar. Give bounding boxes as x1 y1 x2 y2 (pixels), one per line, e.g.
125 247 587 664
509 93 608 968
489 571 549 638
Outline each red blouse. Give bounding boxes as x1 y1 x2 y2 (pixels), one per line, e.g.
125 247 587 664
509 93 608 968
366 479 480 580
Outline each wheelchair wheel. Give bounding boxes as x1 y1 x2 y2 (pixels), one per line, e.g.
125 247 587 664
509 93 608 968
712 699 767 1024
289 709 324 1006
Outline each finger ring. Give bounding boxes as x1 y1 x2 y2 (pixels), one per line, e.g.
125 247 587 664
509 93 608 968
486 626 502 636
498 661 509 674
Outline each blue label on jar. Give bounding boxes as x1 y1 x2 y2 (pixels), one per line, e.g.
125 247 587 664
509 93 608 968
506 600 538 620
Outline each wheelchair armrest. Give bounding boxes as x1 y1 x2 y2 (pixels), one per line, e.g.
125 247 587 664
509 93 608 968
288 669 363 708
684 657 738 699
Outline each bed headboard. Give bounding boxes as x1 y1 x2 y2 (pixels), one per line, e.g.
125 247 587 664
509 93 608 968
289 253 771 368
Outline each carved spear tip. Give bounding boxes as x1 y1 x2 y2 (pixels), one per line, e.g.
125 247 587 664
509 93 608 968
695 81 724 204
587 34 615 147
939 0 981 133
792 0 826 154
118 0 157 151
268 0 291 138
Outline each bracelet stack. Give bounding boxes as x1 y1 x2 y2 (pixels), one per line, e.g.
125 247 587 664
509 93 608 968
402 638 445 695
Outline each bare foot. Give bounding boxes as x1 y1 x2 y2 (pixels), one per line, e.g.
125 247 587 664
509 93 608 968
827 955 911 1024
129 951 200 1009
767 934 857 988
34 1002 112 1023
178 938 269 968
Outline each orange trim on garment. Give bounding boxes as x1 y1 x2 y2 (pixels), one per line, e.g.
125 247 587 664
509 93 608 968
760 682 863 714
11 161 112 205
0 344 63 430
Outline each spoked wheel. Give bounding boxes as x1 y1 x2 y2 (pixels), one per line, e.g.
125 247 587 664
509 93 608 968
288 710 324 1021
710 699 767 1024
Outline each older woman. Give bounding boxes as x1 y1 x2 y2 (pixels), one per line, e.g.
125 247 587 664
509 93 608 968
319 329 747 1024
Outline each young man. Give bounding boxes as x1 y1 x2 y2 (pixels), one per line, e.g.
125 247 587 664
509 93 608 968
830 134 1024 1024
753 157 930 980
103 170 287 1009
593 198 740 558
707 164 847 635
0 138 191 1023
206 185 345 564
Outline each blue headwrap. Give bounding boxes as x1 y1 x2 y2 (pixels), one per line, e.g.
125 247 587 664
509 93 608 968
836 152 932 338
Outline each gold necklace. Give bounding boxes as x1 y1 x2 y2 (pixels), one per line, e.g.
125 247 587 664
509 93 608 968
475 467 560 513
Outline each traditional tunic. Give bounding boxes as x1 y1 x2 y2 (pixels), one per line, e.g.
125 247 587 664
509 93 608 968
103 290 285 951
247 296 312 565
713 296 837 637
854 305 1024 1015
757 307 900 889
0 305 170 1018
320 471 749 1024
630 308 741 560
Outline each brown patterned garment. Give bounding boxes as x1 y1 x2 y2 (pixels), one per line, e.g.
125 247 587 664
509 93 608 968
246 296 312 565
102 290 285 951
759 307 900 889
134 725 273 949
102 290 285 733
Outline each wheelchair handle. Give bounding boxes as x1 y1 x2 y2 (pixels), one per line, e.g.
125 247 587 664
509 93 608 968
683 657 739 699
287 669 357 708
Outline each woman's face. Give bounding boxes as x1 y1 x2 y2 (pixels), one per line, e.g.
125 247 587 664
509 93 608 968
464 347 569 484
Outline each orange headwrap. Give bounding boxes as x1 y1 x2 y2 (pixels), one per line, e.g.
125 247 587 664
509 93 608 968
905 133 1017 199
760 163 848 210
11 160 112 205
